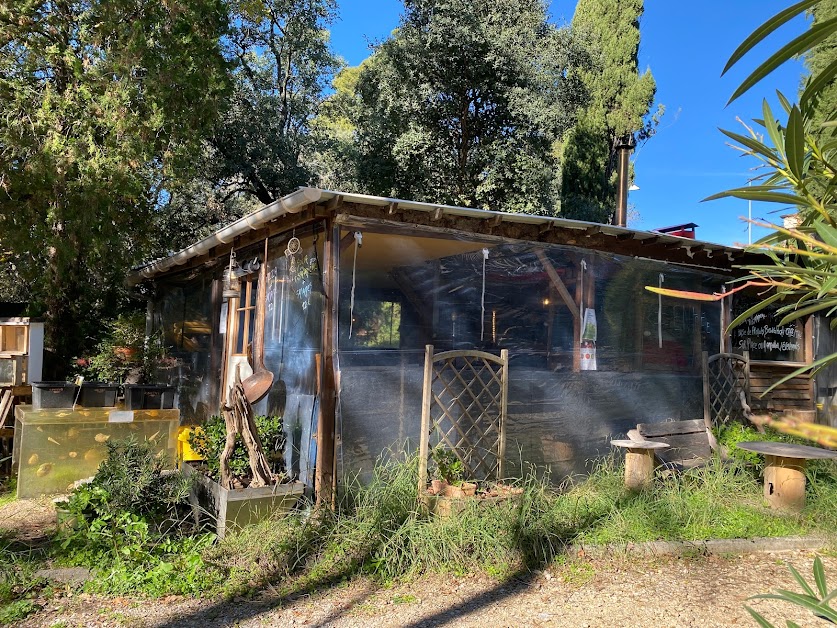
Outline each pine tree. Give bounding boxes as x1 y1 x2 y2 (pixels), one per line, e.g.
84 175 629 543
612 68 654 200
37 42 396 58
559 0 659 223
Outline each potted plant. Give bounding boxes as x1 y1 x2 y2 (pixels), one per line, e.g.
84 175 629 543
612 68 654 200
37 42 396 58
185 412 304 538
428 445 476 498
74 314 177 408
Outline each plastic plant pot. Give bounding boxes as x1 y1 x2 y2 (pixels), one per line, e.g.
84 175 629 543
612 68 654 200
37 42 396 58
124 384 176 410
79 382 119 408
31 382 78 410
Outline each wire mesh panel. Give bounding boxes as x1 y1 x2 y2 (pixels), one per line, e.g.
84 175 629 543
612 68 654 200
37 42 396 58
703 351 751 427
418 345 509 494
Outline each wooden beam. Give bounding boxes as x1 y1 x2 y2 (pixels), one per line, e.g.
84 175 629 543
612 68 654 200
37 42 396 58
391 268 434 336
339 231 356 254
535 250 579 321
316 220 339 507
324 194 344 211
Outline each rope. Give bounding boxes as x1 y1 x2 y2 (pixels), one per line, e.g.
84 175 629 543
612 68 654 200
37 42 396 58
480 248 488 341
579 259 587 320
349 232 362 338
658 273 665 349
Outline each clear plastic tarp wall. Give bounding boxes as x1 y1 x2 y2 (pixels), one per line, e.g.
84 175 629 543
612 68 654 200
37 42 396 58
153 227 324 486
154 270 220 422
335 224 725 481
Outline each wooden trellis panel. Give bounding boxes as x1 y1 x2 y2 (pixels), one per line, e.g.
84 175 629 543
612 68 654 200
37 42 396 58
703 351 751 428
418 345 509 495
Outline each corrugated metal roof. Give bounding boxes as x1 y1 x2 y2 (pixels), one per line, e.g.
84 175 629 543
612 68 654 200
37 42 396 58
129 187 745 283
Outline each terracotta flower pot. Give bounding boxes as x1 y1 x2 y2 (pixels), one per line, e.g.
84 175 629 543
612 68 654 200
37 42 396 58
113 346 138 361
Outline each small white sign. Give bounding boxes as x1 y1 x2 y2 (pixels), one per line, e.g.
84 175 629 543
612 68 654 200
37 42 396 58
108 410 134 423
219 302 228 334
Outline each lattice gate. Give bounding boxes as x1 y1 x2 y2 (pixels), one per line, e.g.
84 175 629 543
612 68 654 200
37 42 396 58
417 345 509 495
703 351 751 427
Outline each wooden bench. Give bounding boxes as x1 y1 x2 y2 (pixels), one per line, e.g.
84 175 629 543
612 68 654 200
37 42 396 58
633 419 716 470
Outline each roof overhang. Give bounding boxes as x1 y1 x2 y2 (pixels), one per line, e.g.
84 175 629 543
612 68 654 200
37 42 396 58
129 187 757 284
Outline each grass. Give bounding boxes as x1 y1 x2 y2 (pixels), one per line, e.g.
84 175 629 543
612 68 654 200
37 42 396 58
204 447 837 597
4 424 837 611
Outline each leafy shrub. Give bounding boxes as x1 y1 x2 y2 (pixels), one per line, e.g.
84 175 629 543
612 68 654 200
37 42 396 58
61 437 191 531
54 437 220 596
187 414 287 481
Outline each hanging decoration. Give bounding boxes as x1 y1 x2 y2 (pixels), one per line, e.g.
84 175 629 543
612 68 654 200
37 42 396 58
480 248 489 341
222 250 242 301
285 233 301 274
349 231 362 338
658 273 665 349
578 259 597 370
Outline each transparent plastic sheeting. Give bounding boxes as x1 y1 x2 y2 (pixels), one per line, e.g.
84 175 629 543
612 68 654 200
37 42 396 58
334 227 725 482
153 229 324 486
153 221 727 485
154 272 220 423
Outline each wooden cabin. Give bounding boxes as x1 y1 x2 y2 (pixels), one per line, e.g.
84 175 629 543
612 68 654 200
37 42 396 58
129 188 828 493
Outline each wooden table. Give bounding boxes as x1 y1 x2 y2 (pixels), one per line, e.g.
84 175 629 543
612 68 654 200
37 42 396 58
737 441 837 512
611 439 670 489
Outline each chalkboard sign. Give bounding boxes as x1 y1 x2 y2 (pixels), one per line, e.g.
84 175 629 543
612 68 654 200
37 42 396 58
731 295 803 361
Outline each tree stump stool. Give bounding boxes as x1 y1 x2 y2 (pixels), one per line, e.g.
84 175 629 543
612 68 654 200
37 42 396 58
610 439 670 490
737 441 837 512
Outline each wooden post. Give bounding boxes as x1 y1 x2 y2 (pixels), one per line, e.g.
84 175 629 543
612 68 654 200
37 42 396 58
418 344 434 497
702 351 711 430
498 348 509 479
624 448 656 490
573 265 582 372
316 221 339 507
763 455 807 512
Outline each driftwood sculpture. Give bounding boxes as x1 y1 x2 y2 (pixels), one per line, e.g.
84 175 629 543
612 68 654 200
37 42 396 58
220 369 273 489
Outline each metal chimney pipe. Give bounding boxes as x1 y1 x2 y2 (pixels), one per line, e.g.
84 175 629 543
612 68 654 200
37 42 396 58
615 135 636 227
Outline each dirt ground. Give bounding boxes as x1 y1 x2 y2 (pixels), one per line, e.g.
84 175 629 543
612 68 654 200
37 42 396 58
3 498 837 627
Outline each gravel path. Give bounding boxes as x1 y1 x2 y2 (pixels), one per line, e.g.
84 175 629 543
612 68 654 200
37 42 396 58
12 550 837 627
4 499 837 627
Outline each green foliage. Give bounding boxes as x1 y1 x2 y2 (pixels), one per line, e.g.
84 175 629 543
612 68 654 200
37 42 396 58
74 312 171 384
558 0 660 222
0 548 48 624
320 0 588 215
187 414 287 481
207 451 837 596
0 0 229 367
430 446 465 485
53 437 219 596
746 556 837 626
59 437 191 532
709 0 837 389
201 0 342 205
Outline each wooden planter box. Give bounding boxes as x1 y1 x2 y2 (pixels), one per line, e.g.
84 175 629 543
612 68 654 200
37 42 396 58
183 463 304 538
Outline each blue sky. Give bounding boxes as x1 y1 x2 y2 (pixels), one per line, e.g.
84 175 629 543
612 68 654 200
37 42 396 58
327 1 808 246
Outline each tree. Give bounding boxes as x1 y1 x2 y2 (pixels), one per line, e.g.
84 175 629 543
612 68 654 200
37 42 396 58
203 0 342 207
559 0 660 223
0 0 229 367
326 0 588 215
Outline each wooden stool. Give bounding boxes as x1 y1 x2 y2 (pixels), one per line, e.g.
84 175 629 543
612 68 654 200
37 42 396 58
737 441 837 512
611 439 670 489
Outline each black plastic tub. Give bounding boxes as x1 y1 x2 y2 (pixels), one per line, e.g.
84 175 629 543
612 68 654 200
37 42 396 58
79 382 118 408
124 384 176 410
32 382 78 410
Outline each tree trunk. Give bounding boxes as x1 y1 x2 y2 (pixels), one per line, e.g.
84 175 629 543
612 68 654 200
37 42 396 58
220 372 274 489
